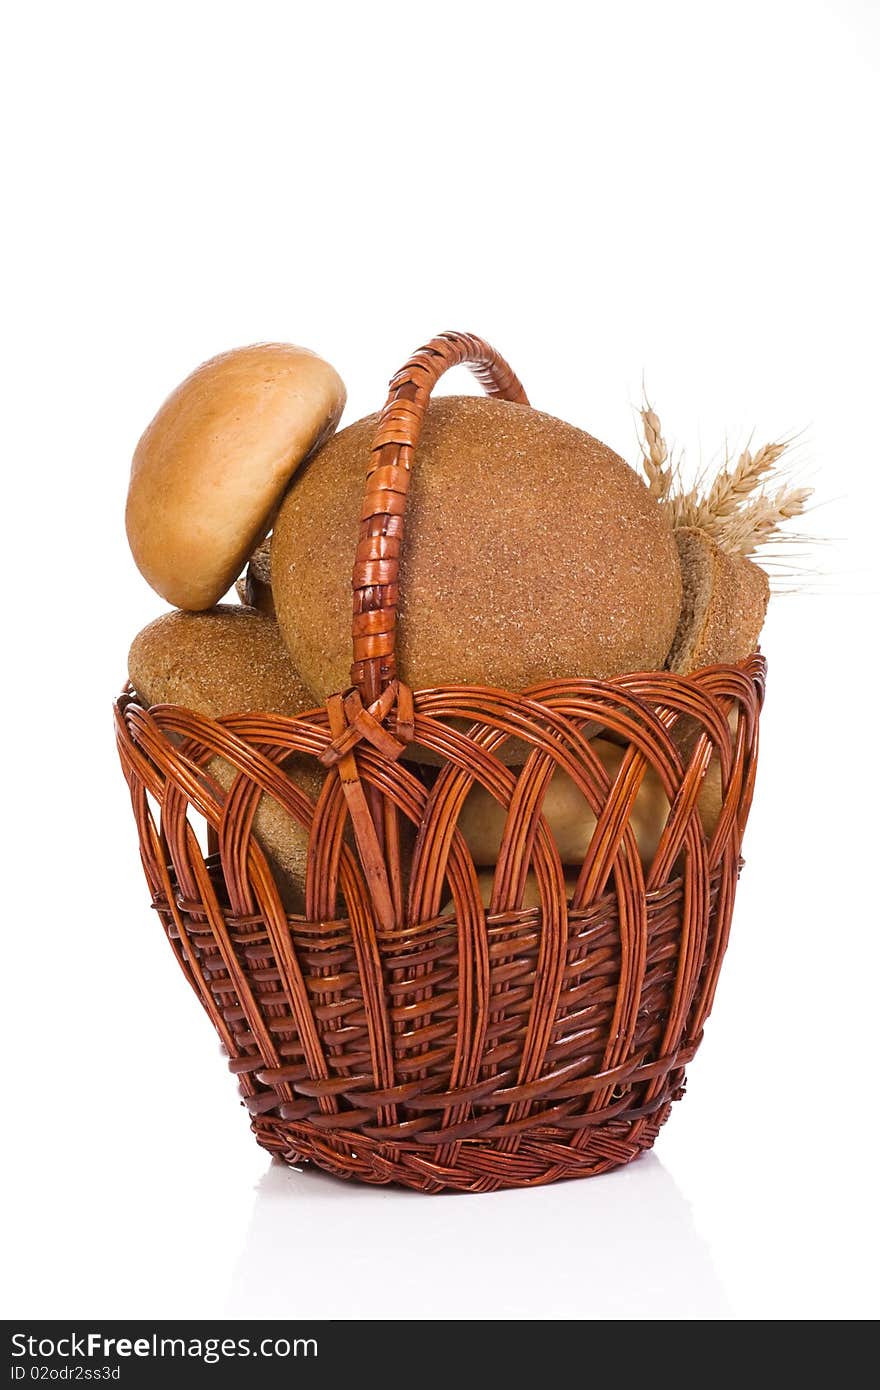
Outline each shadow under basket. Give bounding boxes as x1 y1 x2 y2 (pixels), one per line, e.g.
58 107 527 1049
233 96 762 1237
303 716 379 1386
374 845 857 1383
115 331 766 1194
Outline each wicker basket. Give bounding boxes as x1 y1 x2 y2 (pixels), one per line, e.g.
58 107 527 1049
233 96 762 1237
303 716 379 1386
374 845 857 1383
115 331 765 1194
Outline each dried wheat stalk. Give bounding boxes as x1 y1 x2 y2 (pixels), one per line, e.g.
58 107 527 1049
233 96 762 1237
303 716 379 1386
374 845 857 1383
722 485 814 558
638 401 812 559
639 404 673 500
696 443 786 526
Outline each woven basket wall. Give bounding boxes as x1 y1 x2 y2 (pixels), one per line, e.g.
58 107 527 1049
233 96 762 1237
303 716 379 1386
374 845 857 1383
115 332 765 1194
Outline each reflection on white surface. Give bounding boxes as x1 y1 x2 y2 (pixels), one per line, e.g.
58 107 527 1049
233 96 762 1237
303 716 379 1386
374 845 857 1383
226 1152 728 1319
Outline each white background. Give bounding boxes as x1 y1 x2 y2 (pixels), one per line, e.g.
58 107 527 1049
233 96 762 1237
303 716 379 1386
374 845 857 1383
3 0 878 1320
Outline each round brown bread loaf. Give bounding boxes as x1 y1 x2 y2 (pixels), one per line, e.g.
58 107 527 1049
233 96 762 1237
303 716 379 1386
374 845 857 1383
272 396 683 700
128 605 317 717
128 605 323 911
456 738 671 870
203 756 318 911
127 344 346 611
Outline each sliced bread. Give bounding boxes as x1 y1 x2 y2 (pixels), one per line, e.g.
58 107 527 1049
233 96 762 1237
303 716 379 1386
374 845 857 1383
668 527 770 673
235 537 274 614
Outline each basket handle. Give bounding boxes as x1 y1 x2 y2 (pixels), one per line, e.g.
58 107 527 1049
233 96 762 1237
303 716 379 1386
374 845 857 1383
351 331 530 703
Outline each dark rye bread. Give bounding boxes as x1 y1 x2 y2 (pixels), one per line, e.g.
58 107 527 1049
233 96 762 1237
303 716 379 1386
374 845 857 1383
235 537 274 615
128 605 322 910
668 528 770 673
272 395 683 701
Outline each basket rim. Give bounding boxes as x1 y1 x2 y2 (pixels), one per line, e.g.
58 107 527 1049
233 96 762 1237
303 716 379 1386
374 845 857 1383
118 651 766 719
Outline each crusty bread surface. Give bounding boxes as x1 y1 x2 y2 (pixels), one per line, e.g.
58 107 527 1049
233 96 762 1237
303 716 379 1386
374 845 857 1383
235 537 275 614
668 526 769 673
457 737 671 870
126 344 345 610
128 605 322 911
272 396 683 700
128 605 316 717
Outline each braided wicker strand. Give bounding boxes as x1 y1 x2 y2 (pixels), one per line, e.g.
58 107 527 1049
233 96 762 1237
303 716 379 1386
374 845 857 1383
351 332 529 703
115 332 766 1193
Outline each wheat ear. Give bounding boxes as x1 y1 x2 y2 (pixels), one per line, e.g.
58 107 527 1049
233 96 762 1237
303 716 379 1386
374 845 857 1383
636 399 813 564
639 402 673 499
702 442 787 523
721 484 813 557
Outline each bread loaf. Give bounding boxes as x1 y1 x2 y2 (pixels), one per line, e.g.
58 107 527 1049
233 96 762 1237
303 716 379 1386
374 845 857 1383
457 738 725 879
127 344 345 611
456 738 671 870
128 605 316 718
272 396 682 700
667 527 769 673
128 606 322 910
235 538 274 615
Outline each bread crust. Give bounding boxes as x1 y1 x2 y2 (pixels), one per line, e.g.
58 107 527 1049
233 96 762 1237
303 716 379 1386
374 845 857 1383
235 538 274 614
668 527 769 672
128 605 321 910
273 396 683 699
126 344 345 610
128 604 315 717
457 738 670 870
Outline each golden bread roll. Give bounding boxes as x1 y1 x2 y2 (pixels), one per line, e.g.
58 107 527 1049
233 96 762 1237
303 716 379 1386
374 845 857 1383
200 755 318 910
697 756 724 838
669 704 740 798
272 396 682 700
235 538 274 615
128 606 323 911
456 738 671 869
667 527 769 673
127 344 346 610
